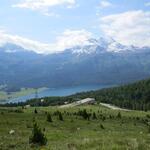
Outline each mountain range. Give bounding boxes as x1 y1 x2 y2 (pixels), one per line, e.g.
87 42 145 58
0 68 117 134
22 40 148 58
0 37 150 92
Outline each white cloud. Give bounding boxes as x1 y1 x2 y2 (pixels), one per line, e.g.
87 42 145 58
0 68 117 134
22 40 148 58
145 2 150 7
0 29 92 54
96 0 114 16
54 29 92 50
100 10 150 47
99 0 113 8
0 30 52 54
12 0 76 16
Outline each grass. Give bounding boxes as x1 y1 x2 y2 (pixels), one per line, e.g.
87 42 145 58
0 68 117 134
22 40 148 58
0 87 47 102
0 105 150 150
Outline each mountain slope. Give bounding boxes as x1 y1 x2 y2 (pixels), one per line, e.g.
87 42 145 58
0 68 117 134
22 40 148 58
71 78 150 110
0 39 150 92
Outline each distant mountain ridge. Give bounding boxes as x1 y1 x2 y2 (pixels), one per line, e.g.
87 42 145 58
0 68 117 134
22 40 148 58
0 37 150 92
0 37 141 54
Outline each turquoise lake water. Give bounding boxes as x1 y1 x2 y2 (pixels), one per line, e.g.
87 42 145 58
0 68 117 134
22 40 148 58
7 84 114 103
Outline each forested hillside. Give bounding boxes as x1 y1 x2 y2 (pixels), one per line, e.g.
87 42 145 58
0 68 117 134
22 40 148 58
72 78 150 111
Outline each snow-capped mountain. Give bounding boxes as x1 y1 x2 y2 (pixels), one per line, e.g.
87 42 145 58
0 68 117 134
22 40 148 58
0 37 137 55
0 37 150 92
63 37 138 54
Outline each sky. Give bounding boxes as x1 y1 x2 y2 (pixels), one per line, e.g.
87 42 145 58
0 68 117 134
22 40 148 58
0 0 150 54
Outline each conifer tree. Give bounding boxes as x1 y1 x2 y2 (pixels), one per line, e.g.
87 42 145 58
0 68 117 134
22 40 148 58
92 112 97 120
117 112 122 119
29 122 47 145
47 113 52 122
59 112 63 121
34 108 38 114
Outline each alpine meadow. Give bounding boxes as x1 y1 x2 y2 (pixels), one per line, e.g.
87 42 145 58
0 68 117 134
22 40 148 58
0 0 150 150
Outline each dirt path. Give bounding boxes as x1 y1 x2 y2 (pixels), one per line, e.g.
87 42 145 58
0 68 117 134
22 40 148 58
59 103 77 108
100 103 131 111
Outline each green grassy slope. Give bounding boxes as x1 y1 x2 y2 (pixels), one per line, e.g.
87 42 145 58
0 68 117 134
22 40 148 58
0 105 150 150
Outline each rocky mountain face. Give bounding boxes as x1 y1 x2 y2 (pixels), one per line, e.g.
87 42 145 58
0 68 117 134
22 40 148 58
0 38 150 92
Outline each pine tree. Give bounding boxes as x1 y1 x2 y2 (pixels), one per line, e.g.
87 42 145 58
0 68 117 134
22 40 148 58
100 124 105 129
34 108 38 114
148 125 150 133
82 109 89 120
58 112 63 121
92 112 97 120
29 122 47 145
47 113 52 122
117 112 121 119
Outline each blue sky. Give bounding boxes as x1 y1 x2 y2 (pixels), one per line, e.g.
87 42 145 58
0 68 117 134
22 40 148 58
0 0 150 53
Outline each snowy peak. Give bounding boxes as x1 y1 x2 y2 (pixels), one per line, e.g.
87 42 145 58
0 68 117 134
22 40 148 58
0 37 148 55
69 37 133 55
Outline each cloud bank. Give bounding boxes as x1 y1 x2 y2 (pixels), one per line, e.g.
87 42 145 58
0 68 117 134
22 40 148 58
100 10 150 47
99 0 113 8
0 29 92 54
12 0 76 16
145 2 150 7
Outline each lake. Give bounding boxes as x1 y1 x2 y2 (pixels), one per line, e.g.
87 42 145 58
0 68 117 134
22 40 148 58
7 84 114 103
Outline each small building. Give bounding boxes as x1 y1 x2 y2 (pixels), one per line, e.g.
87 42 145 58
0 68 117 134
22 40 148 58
41 99 44 102
25 105 31 109
64 101 69 105
76 98 96 105
60 98 96 108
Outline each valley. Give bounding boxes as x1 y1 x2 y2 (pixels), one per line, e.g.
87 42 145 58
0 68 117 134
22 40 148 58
0 41 150 93
5 78 150 111
0 33 150 150
0 1 150 149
